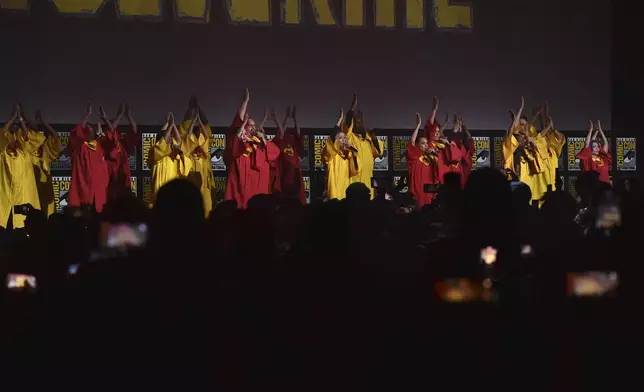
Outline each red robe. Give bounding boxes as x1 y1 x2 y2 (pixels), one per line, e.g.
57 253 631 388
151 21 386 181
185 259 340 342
272 131 306 204
103 128 139 199
576 147 612 184
425 121 464 184
224 115 281 209
459 136 474 188
68 125 110 212
406 144 437 208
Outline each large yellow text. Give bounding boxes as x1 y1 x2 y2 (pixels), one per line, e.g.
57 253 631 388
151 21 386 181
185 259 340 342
0 0 473 30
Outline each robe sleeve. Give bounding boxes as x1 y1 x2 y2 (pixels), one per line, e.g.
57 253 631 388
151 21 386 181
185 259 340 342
368 134 385 158
533 135 550 163
293 133 305 156
180 132 198 156
348 151 360 177
445 141 464 163
69 124 89 155
178 154 193 177
150 138 173 166
21 130 46 154
41 135 62 164
547 130 566 157
503 134 519 171
323 136 339 164
424 121 438 143
121 129 141 155
265 141 280 162
406 144 422 164
601 151 612 167
576 146 593 161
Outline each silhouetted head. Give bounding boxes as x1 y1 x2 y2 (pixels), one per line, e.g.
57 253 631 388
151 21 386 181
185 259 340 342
154 179 204 228
511 182 532 207
346 182 371 204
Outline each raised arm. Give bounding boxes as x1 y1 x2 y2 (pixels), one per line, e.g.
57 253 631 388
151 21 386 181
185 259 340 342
438 112 450 139
597 120 609 153
410 112 422 147
585 121 594 147
529 104 543 130
98 105 114 132
161 113 173 143
344 93 357 128
267 108 284 139
111 103 125 131
1 104 19 134
82 102 92 127
539 116 553 137
507 96 525 136
124 104 138 135
428 96 438 126
238 88 250 121
330 109 344 143
35 110 58 137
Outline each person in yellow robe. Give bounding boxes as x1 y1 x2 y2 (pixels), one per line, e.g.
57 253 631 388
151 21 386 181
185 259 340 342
0 105 46 229
26 110 62 217
537 102 566 193
342 93 384 198
148 113 194 207
179 97 215 217
324 109 359 200
503 97 549 204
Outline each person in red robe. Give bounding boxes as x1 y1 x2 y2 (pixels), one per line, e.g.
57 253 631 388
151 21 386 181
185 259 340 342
443 114 474 188
261 106 306 204
224 88 281 209
68 103 110 213
100 104 140 199
423 97 464 184
576 120 612 184
406 112 439 208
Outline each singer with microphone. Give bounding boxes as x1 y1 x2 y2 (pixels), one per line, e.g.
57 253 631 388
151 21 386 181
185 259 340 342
406 112 439 209
324 109 360 200
224 88 280 209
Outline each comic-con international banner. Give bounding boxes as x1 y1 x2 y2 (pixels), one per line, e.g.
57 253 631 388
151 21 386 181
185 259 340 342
52 176 71 213
142 176 153 206
393 176 409 193
616 137 636 171
210 134 226 171
141 133 156 171
567 137 585 171
567 176 578 200
471 136 490 169
392 135 410 171
374 136 389 171
50 132 71 170
493 137 504 170
130 177 138 196
214 176 227 204
313 135 326 171
303 176 311 204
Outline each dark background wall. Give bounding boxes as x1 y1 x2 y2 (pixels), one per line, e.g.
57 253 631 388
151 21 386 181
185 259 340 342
0 0 611 130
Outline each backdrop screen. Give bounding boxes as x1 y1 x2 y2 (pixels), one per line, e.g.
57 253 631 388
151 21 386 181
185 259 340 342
0 0 610 129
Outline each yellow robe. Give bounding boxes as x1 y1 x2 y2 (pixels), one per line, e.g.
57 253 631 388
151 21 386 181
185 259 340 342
29 132 61 217
344 121 385 199
323 137 359 200
544 130 566 189
180 120 215 217
0 130 46 228
503 132 548 202
148 136 194 208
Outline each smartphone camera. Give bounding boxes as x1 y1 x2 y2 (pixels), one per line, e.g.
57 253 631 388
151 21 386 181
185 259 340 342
100 222 148 249
6 273 37 292
566 271 619 298
434 278 496 303
480 246 497 265
68 264 80 275
13 204 34 216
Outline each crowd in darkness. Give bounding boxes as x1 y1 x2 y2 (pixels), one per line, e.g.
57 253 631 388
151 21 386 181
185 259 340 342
0 168 641 388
